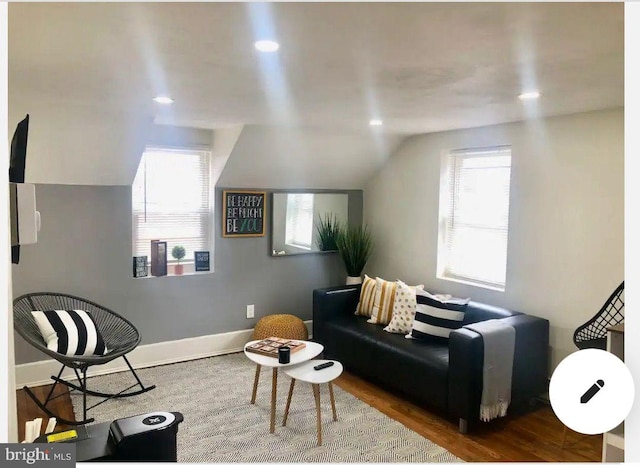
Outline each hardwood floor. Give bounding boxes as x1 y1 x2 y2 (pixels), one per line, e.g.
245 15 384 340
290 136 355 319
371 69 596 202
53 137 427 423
16 371 601 462
16 383 75 443
334 372 602 462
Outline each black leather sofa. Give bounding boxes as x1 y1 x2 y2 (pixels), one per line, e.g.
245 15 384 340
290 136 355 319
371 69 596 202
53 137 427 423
313 285 550 433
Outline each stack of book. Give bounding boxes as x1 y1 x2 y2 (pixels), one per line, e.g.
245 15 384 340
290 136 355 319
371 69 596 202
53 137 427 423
245 337 306 358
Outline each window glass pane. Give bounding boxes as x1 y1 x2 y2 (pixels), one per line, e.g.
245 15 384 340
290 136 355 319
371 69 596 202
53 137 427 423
132 147 211 262
285 193 314 249
439 147 512 289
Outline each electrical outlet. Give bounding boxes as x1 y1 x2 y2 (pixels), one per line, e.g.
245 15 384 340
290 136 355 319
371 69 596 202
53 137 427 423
246 304 255 319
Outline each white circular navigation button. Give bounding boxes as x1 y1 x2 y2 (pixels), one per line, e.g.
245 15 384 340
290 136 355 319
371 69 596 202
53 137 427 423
549 349 634 435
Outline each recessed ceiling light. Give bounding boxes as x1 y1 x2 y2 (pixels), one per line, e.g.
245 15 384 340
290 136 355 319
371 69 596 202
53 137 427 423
518 91 541 100
153 96 174 105
254 40 280 53
369 119 383 126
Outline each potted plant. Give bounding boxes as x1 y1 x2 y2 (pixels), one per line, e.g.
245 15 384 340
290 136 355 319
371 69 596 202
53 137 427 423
171 245 186 275
315 213 340 252
335 224 373 285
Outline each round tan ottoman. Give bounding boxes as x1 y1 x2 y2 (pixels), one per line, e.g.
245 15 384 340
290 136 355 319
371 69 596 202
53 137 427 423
252 314 309 341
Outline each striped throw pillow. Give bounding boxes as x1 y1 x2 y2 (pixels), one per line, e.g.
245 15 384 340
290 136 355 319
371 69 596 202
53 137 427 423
32 309 108 357
407 289 469 341
368 277 397 325
354 275 377 317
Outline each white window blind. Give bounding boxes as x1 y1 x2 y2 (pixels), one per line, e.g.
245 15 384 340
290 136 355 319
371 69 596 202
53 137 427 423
439 146 512 290
132 146 211 262
285 193 314 250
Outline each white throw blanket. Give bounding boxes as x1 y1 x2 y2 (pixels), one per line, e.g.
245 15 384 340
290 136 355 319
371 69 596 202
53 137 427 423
464 319 516 422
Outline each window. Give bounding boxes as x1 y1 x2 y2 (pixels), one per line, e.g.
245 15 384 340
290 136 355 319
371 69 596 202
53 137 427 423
285 193 314 250
437 146 512 291
132 146 212 264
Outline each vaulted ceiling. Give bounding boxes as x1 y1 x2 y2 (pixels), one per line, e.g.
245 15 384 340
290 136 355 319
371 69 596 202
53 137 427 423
8 2 623 187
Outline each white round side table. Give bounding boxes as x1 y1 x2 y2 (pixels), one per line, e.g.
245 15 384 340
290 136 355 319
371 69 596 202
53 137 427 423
282 359 343 446
244 340 323 433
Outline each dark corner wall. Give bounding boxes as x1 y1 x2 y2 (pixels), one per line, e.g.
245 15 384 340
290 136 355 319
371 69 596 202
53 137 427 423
11 185 363 364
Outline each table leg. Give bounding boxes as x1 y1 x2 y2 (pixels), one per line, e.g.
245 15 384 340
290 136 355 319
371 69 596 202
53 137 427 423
313 383 322 446
270 368 278 433
283 378 296 426
328 381 337 421
251 364 261 404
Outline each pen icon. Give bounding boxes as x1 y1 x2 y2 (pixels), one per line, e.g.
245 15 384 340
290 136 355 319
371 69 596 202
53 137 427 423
580 379 605 404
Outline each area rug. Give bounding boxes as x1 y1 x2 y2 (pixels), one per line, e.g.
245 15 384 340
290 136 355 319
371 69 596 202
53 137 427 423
71 353 462 463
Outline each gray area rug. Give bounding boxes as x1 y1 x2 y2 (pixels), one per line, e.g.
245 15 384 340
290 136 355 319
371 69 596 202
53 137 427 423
71 353 462 463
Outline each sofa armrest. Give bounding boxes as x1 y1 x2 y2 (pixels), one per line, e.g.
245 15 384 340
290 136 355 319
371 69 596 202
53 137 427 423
312 285 361 343
448 314 550 421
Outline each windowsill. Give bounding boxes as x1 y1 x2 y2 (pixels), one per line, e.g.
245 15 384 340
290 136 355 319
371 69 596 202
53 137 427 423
436 274 505 292
133 261 213 279
134 270 213 279
285 243 312 251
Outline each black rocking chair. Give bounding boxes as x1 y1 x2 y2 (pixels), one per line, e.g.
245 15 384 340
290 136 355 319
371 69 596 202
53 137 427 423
13 292 156 425
573 281 624 350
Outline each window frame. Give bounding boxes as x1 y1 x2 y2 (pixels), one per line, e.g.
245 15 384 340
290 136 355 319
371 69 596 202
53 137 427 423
131 145 214 272
436 145 513 291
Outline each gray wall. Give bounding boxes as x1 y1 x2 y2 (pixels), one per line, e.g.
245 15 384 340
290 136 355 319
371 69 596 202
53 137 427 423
12 185 363 364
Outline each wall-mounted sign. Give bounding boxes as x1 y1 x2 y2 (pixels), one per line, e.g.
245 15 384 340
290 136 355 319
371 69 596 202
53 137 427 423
222 190 266 237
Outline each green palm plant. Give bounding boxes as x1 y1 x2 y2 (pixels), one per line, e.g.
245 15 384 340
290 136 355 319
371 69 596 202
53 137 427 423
315 213 340 251
335 224 373 277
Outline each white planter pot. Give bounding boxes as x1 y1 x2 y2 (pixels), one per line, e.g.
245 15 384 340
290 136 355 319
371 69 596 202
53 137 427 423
346 275 363 285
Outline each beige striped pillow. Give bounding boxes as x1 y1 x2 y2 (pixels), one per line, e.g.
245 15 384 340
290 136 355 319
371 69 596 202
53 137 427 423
354 275 377 317
368 277 397 325
369 278 424 325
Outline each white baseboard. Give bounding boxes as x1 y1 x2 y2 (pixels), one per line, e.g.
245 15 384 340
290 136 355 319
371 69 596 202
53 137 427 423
15 320 313 389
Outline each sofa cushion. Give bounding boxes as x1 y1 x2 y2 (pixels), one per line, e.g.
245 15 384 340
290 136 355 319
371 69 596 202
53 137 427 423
324 315 450 409
462 301 520 325
354 275 377 317
408 289 468 341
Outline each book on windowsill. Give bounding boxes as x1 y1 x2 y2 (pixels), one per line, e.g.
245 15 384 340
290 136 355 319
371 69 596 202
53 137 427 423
245 337 306 358
150 240 167 277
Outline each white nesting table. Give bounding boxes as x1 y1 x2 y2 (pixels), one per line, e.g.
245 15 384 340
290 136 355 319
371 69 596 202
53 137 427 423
282 359 343 446
244 340 323 433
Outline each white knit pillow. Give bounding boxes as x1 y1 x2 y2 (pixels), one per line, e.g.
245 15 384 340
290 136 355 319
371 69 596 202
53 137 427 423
384 281 420 334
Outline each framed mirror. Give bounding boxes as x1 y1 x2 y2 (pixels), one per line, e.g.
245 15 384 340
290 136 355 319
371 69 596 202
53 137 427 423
271 192 349 256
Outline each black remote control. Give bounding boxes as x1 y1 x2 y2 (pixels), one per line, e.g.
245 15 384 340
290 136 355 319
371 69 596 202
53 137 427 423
314 362 334 371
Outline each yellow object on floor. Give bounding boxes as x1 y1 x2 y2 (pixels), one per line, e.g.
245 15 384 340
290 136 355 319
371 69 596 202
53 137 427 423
252 314 308 340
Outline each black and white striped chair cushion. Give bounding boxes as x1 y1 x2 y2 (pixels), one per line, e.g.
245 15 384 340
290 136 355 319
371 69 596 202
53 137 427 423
31 310 108 357
407 289 469 341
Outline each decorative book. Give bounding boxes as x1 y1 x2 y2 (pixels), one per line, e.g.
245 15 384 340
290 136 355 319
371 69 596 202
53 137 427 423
245 337 306 358
133 256 148 278
150 240 167 277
